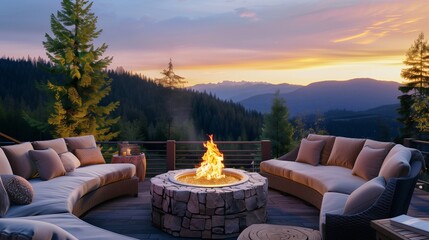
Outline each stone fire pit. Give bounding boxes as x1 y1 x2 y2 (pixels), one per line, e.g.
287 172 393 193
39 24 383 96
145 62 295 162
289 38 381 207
150 168 268 239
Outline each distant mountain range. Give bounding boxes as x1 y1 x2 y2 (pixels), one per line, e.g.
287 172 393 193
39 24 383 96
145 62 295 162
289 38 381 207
190 81 301 102
192 78 401 116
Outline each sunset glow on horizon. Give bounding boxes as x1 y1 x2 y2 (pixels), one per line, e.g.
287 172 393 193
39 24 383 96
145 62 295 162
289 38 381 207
1 0 428 86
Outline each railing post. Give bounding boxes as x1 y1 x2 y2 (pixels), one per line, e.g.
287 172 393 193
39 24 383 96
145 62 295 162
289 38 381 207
261 140 271 161
166 140 176 170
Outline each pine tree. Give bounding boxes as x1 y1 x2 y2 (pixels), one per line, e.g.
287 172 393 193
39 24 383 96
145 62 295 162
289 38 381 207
261 91 294 157
398 33 429 137
43 0 119 140
155 59 187 88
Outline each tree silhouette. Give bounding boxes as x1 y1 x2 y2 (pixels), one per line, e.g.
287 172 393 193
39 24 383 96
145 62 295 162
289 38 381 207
155 59 187 88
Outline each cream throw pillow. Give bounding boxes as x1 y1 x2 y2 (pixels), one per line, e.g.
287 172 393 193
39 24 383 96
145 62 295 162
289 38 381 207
59 152 81 172
343 176 385 215
296 139 325 165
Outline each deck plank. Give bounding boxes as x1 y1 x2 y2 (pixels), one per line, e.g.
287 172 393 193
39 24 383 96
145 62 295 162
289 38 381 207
81 180 429 239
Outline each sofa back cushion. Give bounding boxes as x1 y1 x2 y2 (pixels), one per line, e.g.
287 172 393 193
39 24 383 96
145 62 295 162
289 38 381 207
74 147 106 166
32 138 68 154
296 139 325 166
327 137 365 169
307 134 336 165
343 176 386 215
1 142 36 179
29 148 66 180
0 177 9 217
0 149 13 175
64 135 97 153
352 146 387 180
364 139 395 152
378 145 411 180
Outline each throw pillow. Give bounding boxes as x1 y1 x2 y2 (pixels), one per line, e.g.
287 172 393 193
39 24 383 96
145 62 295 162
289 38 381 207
29 148 66 180
327 137 365 169
0 177 9 217
64 135 97 153
0 149 13 175
32 138 68 154
0 174 33 205
59 152 81 172
1 142 37 179
352 146 387 180
307 134 336 165
0 219 78 240
343 176 386 215
296 139 325 165
74 147 106 166
378 148 411 180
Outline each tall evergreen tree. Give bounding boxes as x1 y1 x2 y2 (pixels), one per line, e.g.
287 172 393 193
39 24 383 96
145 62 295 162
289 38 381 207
155 59 187 88
398 33 429 137
261 91 294 157
43 0 119 140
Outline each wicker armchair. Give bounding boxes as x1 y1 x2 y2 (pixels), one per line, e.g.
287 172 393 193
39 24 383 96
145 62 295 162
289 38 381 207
323 149 424 240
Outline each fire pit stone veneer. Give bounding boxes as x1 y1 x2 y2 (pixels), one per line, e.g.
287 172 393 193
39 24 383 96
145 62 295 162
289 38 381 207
150 169 268 239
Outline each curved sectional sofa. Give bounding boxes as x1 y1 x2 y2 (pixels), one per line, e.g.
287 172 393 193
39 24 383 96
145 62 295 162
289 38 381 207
0 135 139 239
260 134 424 240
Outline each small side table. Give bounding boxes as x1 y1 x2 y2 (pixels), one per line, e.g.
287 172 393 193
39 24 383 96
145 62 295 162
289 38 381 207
112 153 146 182
371 218 429 240
238 224 321 240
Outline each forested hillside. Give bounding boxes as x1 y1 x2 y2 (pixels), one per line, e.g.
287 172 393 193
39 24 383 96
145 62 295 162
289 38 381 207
0 58 263 141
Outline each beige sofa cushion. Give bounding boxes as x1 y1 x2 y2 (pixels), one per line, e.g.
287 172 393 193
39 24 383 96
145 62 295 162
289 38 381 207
65 135 97 153
0 177 9 217
0 149 13 175
68 164 136 186
59 152 81 172
29 148 66 180
307 134 336 165
296 139 325 166
327 137 365 169
378 146 411 180
352 146 387 180
32 138 68 154
364 139 395 152
0 218 78 240
2 142 37 179
343 176 386 215
74 147 105 166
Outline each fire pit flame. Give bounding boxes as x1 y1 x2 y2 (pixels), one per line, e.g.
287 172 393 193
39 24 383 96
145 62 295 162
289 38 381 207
195 134 225 180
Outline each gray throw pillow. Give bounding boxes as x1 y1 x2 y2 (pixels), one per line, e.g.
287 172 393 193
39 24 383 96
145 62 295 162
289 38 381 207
29 148 66 180
352 146 387 180
1 142 37 179
0 175 33 205
59 152 81 172
32 138 68 154
296 139 325 165
343 176 386 215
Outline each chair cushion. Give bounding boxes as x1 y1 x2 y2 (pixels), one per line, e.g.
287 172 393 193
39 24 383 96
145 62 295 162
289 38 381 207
29 148 66 180
296 139 325 166
352 146 387 180
74 147 106 166
2 142 37 179
65 135 97 153
59 152 81 172
0 218 78 240
0 177 9 217
327 137 365 169
0 149 13 175
378 148 411 180
68 164 136 186
343 176 386 215
1 175 33 205
32 138 68 154
307 134 336 165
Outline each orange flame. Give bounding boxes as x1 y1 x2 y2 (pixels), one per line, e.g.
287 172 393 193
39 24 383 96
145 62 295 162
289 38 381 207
195 135 225 180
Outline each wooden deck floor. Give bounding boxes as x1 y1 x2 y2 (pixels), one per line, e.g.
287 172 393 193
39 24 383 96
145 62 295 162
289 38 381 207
81 180 429 240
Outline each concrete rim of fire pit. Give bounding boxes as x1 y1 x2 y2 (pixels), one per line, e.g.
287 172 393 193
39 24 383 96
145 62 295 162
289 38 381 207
168 168 249 188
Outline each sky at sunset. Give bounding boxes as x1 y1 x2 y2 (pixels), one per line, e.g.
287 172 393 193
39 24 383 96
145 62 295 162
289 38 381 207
1 0 429 86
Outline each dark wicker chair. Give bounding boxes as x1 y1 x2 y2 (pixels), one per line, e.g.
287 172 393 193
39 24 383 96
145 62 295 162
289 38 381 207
323 149 425 240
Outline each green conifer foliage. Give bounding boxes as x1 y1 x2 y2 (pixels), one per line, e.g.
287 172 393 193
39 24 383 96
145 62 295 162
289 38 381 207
261 91 294 157
398 33 429 137
43 0 119 140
